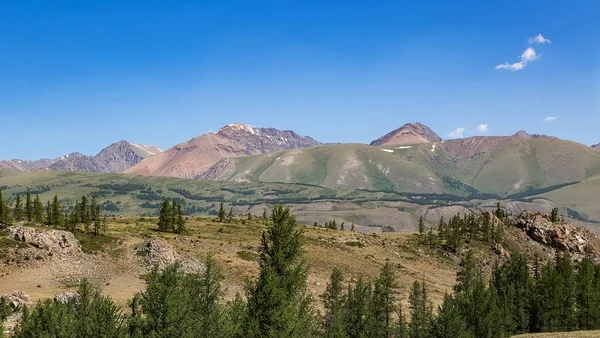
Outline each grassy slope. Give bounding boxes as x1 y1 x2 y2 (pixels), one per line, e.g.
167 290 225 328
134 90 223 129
208 138 600 197
539 175 600 222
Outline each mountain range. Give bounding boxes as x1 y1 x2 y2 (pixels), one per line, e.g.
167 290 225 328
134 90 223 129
123 123 320 178
0 141 162 173
1 122 599 197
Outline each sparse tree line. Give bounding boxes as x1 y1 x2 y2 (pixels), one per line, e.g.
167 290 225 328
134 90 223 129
4 206 600 337
0 189 107 237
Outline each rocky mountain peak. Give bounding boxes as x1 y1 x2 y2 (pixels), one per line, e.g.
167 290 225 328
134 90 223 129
125 124 321 178
370 122 442 146
513 130 531 138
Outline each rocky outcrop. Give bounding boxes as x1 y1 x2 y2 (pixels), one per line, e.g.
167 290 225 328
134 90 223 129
8 226 81 255
144 239 203 273
1 291 31 310
54 291 79 304
513 211 598 256
370 122 442 146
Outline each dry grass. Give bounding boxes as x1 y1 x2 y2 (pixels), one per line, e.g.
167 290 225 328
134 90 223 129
0 215 460 309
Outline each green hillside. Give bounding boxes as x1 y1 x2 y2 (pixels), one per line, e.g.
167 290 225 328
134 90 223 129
202 138 600 197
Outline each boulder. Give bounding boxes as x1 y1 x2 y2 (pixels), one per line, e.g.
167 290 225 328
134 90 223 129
8 226 81 255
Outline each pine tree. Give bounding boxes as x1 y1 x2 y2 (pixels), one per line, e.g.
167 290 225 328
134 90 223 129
344 278 372 337
175 203 185 234
93 205 101 237
171 200 177 232
228 207 234 222
243 205 316 337
351 223 355 232
429 294 471 338
45 200 52 226
0 190 5 224
129 263 193 337
25 189 32 222
158 200 172 232
262 207 268 224
218 202 226 222
33 194 44 224
550 208 559 223
418 215 425 235
14 194 22 221
90 196 98 222
576 258 599 330
322 268 346 338
80 196 88 223
188 255 229 337
51 195 61 227
409 281 432 338
371 262 399 338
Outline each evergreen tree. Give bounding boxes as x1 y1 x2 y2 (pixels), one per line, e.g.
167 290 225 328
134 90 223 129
243 205 316 337
129 263 193 337
344 278 372 338
187 255 231 337
176 203 186 234
554 252 576 331
51 195 61 227
371 262 399 337
80 196 88 224
262 207 268 224
0 189 5 224
218 202 226 222
550 208 559 223
492 254 532 334
409 281 432 338
171 200 177 232
429 294 471 338
33 194 44 224
418 215 425 235
25 189 32 222
90 196 98 222
576 258 600 330
158 200 172 232
322 268 346 338
14 194 22 221
228 207 234 222
45 200 52 226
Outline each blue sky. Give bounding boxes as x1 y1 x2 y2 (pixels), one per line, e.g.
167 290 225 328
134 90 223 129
0 0 598 159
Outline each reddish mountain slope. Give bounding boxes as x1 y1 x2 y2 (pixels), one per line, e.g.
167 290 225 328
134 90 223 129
370 123 442 146
124 124 320 178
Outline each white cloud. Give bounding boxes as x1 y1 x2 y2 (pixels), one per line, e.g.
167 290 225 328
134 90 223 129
529 34 551 44
448 128 465 138
520 47 539 62
495 61 526 71
475 124 489 133
543 116 557 122
495 47 540 71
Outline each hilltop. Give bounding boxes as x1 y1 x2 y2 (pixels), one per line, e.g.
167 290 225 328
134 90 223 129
370 122 442 146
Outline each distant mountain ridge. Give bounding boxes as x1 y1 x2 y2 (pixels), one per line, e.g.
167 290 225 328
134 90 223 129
370 122 442 146
0 141 162 173
124 123 321 178
593 143 599 150
200 124 600 197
